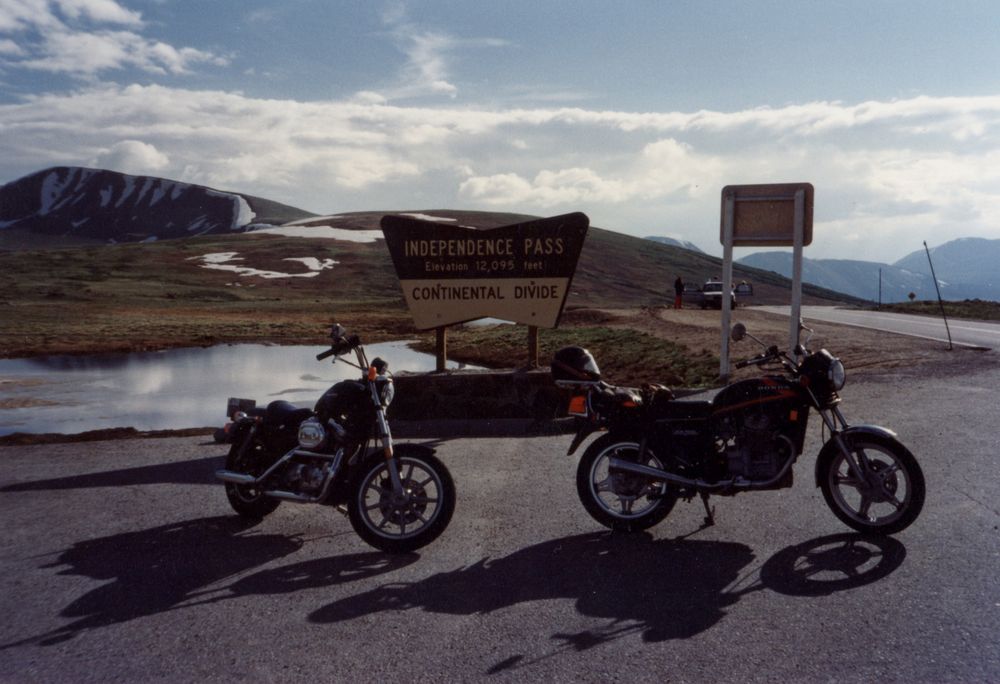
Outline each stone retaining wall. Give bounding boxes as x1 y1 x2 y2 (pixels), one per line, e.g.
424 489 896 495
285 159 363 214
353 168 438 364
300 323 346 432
391 369 564 422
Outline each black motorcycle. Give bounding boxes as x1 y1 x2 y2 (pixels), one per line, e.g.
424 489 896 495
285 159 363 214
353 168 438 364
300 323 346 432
215 324 455 553
552 322 925 535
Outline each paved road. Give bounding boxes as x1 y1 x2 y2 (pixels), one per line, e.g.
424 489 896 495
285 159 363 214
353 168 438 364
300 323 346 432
1 363 999 682
756 305 1000 350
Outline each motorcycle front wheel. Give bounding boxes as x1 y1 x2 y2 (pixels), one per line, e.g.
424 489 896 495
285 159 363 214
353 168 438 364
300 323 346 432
348 451 456 553
577 434 676 532
818 433 925 535
224 438 281 519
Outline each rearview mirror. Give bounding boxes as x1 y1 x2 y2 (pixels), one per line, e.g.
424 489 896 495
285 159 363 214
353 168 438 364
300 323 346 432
731 323 747 342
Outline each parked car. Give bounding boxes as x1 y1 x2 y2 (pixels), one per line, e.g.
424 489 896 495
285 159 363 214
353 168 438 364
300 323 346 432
680 282 705 307
701 280 736 309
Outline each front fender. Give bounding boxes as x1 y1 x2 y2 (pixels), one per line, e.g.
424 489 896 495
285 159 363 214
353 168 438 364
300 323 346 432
228 419 257 444
392 442 436 459
567 425 600 455
814 424 901 488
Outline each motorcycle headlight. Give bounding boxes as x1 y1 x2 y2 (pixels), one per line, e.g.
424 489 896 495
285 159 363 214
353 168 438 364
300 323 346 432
828 358 846 391
298 417 327 450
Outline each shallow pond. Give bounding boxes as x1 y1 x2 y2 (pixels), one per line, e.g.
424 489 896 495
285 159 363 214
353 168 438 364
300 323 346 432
0 342 471 436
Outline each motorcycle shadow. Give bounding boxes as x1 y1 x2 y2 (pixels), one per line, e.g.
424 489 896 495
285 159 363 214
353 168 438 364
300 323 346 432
310 531 907 649
758 532 906 597
0 454 225 492
3 515 303 647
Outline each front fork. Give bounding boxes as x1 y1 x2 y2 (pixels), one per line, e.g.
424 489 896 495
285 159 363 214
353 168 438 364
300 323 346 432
376 407 405 495
818 406 871 482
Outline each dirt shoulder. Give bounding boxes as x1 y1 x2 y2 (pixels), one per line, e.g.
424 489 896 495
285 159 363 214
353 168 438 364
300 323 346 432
562 305 997 381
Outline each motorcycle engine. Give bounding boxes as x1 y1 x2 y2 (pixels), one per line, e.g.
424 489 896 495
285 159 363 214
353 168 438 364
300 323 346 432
724 413 791 481
284 460 327 493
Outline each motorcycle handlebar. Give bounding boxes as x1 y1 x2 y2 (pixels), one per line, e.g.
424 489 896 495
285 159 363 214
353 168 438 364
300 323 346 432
317 335 365 362
735 346 783 369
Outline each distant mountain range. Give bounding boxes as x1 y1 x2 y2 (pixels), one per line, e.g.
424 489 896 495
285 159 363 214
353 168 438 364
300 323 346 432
0 166 314 248
737 238 1000 302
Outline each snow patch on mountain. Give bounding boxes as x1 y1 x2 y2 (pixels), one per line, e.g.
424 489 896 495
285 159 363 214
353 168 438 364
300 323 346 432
188 252 339 278
234 195 255 228
250 225 383 242
400 213 458 223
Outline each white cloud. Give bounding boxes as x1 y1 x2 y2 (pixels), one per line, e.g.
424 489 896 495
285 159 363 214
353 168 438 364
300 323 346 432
2 85 1000 262
459 138 724 206
54 0 142 26
17 29 226 75
0 38 24 55
371 7 507 101
0 0 58 32
0 0 225 77
93 139 169 174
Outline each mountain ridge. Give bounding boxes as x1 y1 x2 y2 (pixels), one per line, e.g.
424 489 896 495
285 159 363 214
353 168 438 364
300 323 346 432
0 166 860 308
738 240 999 302
0 166 315 248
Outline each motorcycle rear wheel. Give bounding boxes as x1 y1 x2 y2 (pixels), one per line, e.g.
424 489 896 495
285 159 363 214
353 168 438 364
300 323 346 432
577 435 676 532
348 451 455 553
224 438 281 519
818 433 925 535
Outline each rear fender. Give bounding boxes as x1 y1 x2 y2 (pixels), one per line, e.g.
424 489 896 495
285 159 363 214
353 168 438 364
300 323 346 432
814 424 901 488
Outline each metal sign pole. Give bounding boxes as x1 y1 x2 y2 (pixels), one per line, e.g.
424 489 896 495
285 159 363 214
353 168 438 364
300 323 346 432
435 326 447 372
789 188 805 355
720 194 735 382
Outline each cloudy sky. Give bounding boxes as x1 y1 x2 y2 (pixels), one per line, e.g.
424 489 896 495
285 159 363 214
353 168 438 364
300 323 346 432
2 0 999 262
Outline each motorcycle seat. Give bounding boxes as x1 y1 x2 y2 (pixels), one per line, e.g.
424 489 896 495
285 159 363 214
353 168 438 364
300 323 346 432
264 400 311 427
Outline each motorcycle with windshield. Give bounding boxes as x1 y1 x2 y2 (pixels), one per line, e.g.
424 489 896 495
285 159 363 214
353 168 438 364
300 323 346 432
552 322 925 535
215 324 455 553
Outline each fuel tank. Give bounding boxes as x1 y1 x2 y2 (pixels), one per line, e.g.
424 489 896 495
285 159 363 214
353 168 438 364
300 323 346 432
315 380 368 420
711 375 810 455
712 375 806 416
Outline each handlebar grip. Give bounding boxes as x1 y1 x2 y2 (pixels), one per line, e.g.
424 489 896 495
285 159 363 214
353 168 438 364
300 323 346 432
735 359 750 369
316 348 336 361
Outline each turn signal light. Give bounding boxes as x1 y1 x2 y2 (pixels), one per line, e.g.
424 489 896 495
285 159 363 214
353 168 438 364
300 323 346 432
568 395 588 416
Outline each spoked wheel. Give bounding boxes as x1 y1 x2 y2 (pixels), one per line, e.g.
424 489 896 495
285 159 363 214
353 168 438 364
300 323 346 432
819 433 925 535
576 434 676 532
348 452 455 553
224 438 281 519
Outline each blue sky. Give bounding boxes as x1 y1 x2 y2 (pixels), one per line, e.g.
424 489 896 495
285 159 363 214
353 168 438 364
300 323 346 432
2 0 999 261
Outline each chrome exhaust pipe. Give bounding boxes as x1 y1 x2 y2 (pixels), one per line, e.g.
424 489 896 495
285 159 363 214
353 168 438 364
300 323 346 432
609 444 796 492
215 469 257 485
265 490 319 503
609 458 738 491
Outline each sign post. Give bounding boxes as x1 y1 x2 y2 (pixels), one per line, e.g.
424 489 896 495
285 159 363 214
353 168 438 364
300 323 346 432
719 183 813 381
381 213 589 367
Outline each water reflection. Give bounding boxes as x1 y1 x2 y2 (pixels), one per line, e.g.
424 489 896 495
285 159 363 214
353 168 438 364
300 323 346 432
0 342 468 436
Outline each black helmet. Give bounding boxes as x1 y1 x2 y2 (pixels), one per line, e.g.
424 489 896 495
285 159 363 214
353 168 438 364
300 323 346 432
551 346 601 381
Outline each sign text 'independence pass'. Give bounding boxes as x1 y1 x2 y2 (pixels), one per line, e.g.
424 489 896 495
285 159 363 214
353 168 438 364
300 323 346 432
380 213 588 329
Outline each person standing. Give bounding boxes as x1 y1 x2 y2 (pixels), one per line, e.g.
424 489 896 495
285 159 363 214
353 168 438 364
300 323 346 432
674 275 684 309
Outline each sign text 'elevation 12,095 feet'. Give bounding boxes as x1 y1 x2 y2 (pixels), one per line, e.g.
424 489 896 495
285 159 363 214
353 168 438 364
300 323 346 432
380 213 589 330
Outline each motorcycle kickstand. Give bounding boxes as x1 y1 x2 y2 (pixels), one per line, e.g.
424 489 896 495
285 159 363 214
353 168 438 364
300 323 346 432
699 492 716 527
